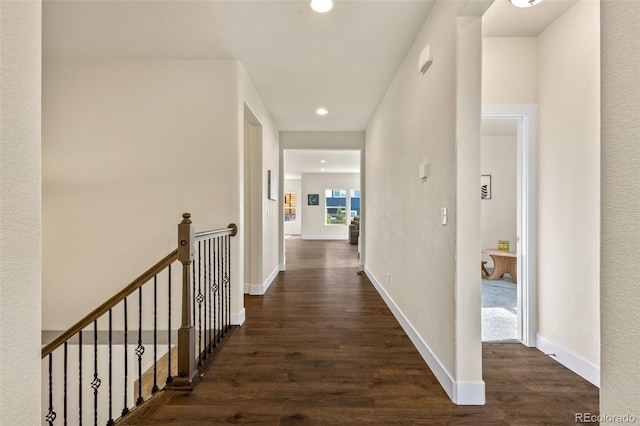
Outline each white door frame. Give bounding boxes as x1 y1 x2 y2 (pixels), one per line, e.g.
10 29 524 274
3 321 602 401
482 104 538 347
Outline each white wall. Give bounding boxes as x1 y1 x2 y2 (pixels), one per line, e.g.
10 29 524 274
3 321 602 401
482 37 537 104
284 179 302 235
301 173 359 240
600 0 640 418
480 134 518 264
537 0 601 367
365 1 485 404
0 0 42 422
43 60 248 330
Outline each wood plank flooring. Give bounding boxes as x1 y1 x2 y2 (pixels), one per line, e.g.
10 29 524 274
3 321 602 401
145 238 599 425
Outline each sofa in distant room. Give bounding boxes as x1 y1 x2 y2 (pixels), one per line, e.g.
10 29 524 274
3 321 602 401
349 216 360 245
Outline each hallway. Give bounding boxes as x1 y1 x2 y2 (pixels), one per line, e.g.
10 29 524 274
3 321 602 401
145 238 598 425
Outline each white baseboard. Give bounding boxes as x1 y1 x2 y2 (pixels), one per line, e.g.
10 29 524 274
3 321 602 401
301 235 348 241
536 333 600 387
364 266 485 405
248 265 280 296
231 308 245 326
279 263 286 272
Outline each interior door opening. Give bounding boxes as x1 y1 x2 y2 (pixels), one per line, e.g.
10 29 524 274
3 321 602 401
482 104 538 347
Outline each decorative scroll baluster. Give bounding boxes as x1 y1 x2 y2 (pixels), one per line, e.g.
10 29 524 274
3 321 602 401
92 320 101 426
207 239 213 353
79 332 82 426
46 353 56 425
211 238 218 348
216 238 222 343
152 275 159 394
167 264 173 385
226 234 231 332
136 287 144 405
197 240 203 367
122 299 129 417
107 309 113 426
64 342 68 426
221 236 226 338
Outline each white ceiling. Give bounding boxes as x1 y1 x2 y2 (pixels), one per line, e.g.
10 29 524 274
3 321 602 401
284 149 360 179
43 0 436 131
482 0 578 37
43 0 576 132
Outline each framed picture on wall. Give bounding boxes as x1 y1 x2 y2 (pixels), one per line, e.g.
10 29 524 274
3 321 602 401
481 174 492 199
307 193 319 206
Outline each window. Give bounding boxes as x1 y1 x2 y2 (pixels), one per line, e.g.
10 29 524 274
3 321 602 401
350 189 360 218
325 189 346 225
284 192 297 222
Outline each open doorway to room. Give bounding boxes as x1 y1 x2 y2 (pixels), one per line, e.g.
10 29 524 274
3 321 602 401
480 117 519 342
282 149 361 260
481 105 538 347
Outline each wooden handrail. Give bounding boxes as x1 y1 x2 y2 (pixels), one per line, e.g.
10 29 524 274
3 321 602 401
41 249 179 358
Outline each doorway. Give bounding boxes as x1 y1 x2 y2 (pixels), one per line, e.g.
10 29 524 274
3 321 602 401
281 149 362 265
480 117 519 342
482 104 538 347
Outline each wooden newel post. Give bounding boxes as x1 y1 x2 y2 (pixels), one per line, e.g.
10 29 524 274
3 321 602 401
170 212 197 390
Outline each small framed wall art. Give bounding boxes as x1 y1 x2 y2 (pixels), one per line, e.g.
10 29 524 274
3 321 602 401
481 175 492 200
307 193 319 206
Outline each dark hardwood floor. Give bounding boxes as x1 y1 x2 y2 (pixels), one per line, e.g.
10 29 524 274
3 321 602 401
145 237 599 425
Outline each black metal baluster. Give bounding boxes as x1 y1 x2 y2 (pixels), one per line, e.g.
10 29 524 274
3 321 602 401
216 237 222 344
217 236 222 343
64 342 68 426
166 265 173 385
92 320 101 426
227 234 231 332
136 287 144 405
79 331 83 426
152 275 159 394
107 309 113 426
203 239 209 359
197 240 203 367
212 237 217 348
46 353 56 425
221 236 226 337
208 238 213 354
122 299 129 417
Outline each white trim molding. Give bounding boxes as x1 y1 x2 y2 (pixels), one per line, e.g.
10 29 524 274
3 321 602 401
536 334 600 387
279 263 286 272
231 308 246 326
365 266 485 405
248 265 280 295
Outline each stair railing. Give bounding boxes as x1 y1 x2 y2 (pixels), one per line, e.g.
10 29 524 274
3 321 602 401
41 213 238 425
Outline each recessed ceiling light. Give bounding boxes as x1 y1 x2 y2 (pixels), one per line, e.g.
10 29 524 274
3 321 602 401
311 0 333 13
320 168 326 171
316 107 328 116
509 0 542 8
320 160 327 163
